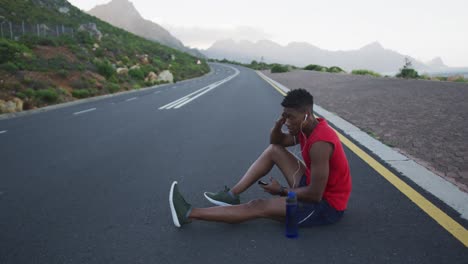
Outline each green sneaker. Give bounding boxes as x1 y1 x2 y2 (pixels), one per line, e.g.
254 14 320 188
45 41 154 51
204 186 240 206
169 181 192 227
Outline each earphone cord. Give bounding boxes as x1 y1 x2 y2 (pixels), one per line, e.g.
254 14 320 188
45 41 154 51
291 119 308 189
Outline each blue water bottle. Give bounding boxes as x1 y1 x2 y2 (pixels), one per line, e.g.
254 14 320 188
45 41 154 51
285 191 298 238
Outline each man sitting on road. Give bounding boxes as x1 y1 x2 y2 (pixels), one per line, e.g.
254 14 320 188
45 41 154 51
169 88 352 227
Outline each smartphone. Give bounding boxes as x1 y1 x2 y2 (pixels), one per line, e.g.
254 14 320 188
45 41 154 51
258 180 268 186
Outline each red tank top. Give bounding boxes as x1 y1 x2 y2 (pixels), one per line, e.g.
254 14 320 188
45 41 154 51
298 118 352 210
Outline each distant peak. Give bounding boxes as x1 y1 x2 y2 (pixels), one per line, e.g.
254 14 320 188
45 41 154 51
110 0 136 8
216 39 236 44
287 41 319 49
89 0 141 19
239 39 255 45
257 39 277 44
427 57 446 67
360 41 384 50
112 0 132 5
256 39 282 47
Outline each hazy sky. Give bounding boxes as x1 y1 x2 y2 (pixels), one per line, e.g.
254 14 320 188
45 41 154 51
69 0 468 67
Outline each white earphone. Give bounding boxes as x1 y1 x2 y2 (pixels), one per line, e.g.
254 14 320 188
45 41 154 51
291 113 309 188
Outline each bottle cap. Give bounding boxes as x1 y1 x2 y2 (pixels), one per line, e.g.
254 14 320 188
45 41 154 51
287 191 296 199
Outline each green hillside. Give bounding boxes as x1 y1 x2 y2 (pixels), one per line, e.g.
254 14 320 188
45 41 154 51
0 0 209 113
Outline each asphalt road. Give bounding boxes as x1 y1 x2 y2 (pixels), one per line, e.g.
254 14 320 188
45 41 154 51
0 63 466 263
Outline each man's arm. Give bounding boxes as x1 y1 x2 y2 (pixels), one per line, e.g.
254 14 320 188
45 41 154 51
268 141 333 202
270 116 298 147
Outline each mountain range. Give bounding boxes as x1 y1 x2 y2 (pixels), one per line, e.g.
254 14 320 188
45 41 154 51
86 0 465 75
202 39 452 74
88 0 204 58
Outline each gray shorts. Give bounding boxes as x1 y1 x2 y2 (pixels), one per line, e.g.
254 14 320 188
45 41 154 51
296 175 345 227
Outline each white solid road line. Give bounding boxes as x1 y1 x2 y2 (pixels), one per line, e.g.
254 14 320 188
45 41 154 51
174 78 232 109
73 108 96 115
159 66 240 110
160 95 194 109
0 130 7 134
170 97 192 108
126 97 137 101
158 85 214 109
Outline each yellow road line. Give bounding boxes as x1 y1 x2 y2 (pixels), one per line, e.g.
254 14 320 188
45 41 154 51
257 72 287 96
257 71 468 247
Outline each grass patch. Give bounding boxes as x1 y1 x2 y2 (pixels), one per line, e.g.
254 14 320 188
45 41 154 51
351 69 381 77
72 89 92 98
106 83 120 93
17 88 59 103
36 88 59 103
454 77 467 83
0 62 19 73
128 68 145 80
57 69 68 78
271 64 289 73
304 64 328 72
327 66 345 73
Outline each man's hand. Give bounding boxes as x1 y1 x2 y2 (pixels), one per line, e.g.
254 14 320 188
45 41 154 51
270 116 287 145
260 177 283 196
275 116 286 129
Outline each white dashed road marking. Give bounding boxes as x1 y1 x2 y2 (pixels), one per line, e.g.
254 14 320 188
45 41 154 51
73 108 96 115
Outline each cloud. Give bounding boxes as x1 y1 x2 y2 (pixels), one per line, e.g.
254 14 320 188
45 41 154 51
162 25 272 49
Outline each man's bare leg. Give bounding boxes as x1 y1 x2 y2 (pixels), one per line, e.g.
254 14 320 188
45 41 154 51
230 144 306 195
189 197 286 223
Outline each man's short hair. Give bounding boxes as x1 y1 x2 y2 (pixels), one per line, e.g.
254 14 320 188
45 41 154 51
281 88 313 112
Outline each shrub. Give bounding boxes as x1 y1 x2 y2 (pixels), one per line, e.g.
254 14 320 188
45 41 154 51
0 62 19 73
72 89 91 98
94 59 115 79
16 91 26 99
141 65 156 77
24 88 36 98
57 69 68 78
71 79 89 90
351 69 382 77
26 79 49 90
129 68 145 80
47 56 70 70
19 35 42 48
454 77 467 83
36 88 58 103
37 38 58 47
0 39 30 64
76 31 94 45
271 64 289 73
435 76 448 81
120 56 130 65
108 75 119 84
396 57 419 79
106 83 120 93
94 48 105 58
88 78 97 86
396 68 419 79
304 64 328 72
327 66 345 73
419 74 431 80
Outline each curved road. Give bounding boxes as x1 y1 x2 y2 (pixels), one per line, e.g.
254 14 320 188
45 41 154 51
0 63 466 263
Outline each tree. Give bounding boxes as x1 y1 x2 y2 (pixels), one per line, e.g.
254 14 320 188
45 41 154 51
396 57 419 79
